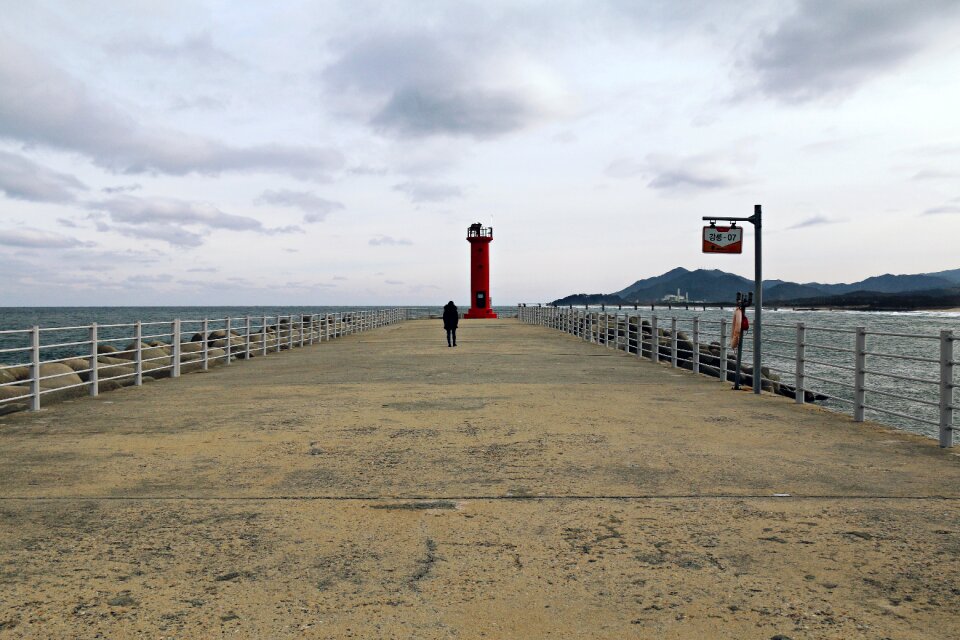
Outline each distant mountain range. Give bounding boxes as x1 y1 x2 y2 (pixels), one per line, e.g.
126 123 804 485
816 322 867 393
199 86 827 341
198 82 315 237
550 267 960 310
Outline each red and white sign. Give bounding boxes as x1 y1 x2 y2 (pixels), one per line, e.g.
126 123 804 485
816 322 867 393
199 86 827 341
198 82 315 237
702 226 743 254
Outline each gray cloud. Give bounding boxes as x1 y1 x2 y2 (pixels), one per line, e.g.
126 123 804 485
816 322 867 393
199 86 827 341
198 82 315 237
912 170 959 181
369 235 413 246
610 154 746 192
256 189 345 223
372 86 541 138
788 215 839 229
94 196 265 231
748 0 960 102
384 279 404 285
322 33 561 139
123 273 174 284
90 195 301 247
393 181 463 203
0 38 343 178
186 267 218 273
102 183 142 194
0 228 93 249
108 222 206 248
922 205 960 216
106 31 242 67
0 150 86 202
348 164 388 176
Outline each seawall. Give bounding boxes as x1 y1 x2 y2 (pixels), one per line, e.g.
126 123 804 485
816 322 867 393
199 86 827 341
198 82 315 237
0 318 958 638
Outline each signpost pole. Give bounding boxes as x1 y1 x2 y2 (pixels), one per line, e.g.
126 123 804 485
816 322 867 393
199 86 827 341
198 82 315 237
702 203 762 395
752 204 762 395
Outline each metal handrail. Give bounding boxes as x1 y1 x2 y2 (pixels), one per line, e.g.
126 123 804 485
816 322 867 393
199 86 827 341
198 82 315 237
803 358 856 372
862 369 939 386
866 386 940 408
518 304 957 447
802 342 855 353
863 350 939 364
866 330 941 340
862 404 939 426
0 308 406 414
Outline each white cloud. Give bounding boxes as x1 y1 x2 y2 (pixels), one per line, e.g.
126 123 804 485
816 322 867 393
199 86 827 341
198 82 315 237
369 235 413 246
256 189 345 223
393 181 463 203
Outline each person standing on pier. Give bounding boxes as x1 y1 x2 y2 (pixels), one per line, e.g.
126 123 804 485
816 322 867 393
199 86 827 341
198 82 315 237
443 301 459 347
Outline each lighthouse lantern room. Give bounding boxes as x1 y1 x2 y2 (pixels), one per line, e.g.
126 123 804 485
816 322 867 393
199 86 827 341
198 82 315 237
464 223 497 319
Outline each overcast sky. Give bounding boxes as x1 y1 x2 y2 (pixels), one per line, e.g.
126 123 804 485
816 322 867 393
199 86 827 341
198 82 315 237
2 0 959 306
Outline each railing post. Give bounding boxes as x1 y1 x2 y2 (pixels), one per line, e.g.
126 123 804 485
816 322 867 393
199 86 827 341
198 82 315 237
670 317 678 367
853 327 866 422
245 316 252 359
635 314 642 358
795 323 805 405
719 318 727 383
288 317 294 349
89 323 98 397
940 330 954 448
30 326 40 411
300 314 305 347
651 315 659 363
692 317 700 374
276 316 282 352
202 318 209 370
225 317 233 365
309 314 315 345
135 321 143 386
261 315 268 355
172 319 181 378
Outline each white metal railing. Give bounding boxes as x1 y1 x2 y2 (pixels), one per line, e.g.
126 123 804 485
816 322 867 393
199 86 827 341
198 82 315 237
0 309 407 414
518 304 957 448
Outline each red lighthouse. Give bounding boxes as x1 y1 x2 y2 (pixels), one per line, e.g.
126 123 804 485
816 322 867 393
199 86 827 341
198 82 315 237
465 222 497 319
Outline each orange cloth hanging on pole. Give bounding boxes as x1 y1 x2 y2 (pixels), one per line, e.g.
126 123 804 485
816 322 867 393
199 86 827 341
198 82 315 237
731 308 742 349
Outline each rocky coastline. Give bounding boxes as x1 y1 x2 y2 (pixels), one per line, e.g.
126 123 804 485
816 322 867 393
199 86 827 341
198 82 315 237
0 315 342 415
581 313 826 403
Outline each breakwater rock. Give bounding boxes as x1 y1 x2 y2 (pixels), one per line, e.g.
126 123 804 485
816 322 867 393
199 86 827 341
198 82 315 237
0 314 351 416
577 314 827 403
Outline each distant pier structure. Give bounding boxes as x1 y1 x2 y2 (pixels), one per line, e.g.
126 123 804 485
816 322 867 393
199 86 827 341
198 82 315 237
465 222 497 319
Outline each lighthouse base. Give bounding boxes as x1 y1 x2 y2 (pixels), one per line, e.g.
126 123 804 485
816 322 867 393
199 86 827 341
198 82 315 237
464 308 498 319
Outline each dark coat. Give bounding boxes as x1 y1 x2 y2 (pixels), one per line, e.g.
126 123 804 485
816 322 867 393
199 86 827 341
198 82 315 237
442 304 459 330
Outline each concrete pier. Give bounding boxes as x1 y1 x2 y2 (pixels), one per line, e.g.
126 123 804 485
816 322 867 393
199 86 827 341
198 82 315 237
1 318 958 638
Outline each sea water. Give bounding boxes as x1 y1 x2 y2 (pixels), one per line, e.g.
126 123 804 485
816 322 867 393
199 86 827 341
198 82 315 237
1 305 957 441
